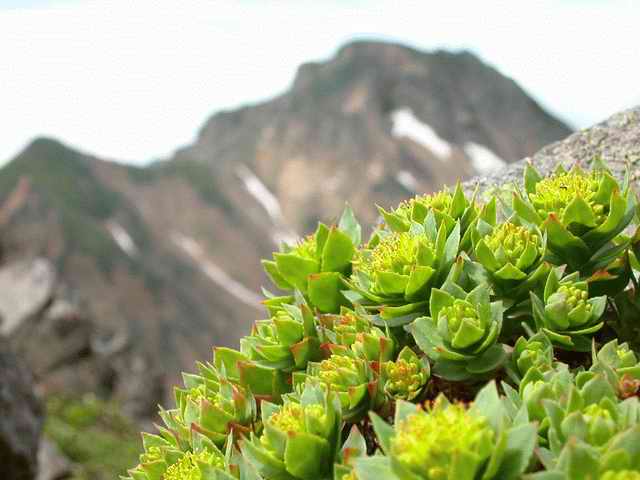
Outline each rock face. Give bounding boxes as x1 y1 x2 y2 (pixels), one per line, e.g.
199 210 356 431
463 106 640 196
0 41 571 397
0 257 163 419
0 336 42 480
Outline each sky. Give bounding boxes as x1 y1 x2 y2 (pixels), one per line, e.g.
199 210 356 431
1 0 639 165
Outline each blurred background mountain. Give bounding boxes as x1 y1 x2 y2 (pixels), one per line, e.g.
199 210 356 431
0 1 638 478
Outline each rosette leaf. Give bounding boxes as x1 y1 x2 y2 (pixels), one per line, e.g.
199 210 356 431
213 347 290 403
241 383 342 480
332 426 367 480
407 284 506 381
356 381 537 480
473 219 550 300
530 268 606 351
347 218 460 320
240 304 322 372
507 331 555 387
377 182 477 236
123 430 235 480
513 163 635 274
165 361 256 448
382 346 430 401
262 205 361 313
300 352 383 421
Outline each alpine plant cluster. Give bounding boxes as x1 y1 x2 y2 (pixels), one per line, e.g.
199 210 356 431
125 160 640 480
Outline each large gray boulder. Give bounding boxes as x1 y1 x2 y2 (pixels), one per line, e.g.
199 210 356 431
0 336 42 480
0 258 55 335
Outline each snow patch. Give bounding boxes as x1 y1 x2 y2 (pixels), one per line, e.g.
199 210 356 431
464 142 506 175
236 164 298 247
107 221 137 256
396 170 418 192
391 108 452 160
237 164 284 223
171 232 262 310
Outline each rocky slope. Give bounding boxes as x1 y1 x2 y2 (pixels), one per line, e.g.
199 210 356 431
0 40 571 399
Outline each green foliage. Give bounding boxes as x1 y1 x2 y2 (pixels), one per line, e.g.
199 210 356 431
44 394 141 480
127 160 640 479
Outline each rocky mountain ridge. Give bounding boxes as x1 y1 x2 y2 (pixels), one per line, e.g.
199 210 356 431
0 40 572 402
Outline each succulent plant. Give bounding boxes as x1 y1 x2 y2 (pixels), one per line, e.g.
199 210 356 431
472 218 550 301
162 361 256 448
298 352 383 421
123 430 235 480
590 339 640 397
507 331 555 387
346 216 460 320
407 284 506 380
127 160 640 479
513 163 636 274
530 268 607 351
240 304 322 372
505 367 574 433
381 346 430 401
263 205 361 313
377 183 476 236
543 381 635 455
241 384 342 480
355 382 537 480
318 306 373 348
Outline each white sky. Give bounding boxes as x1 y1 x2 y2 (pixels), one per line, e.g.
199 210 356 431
1 0 639 165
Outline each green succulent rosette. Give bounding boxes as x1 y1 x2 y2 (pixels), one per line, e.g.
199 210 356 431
506 331 555 387
507 368 574 435
541 371 630 453
472 218 550 301
346 217 460 320
123 430 235 480
319 307 396 364
355 381 537 480
297 352 383 421
160 361 256 448
377 183 477 237
591 339 640 397
513 163 636 275
530 268 607 351
381 346 430 401
263 205 361 313
407 284 506 381
527 385 640 480
241 384 342 480
240 304 322 373
318 307 373 348
528 428 640 480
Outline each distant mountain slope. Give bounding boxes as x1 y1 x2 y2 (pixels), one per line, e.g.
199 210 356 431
0 40 572 401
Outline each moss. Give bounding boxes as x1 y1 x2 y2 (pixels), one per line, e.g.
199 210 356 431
44 394 141 480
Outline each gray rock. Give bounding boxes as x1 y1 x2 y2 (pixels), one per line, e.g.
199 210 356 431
463 106 640 195
36 440 71 480
0 336 42 480
0 258 55 335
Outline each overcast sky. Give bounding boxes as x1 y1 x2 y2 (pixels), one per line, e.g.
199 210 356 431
1 0 638 165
